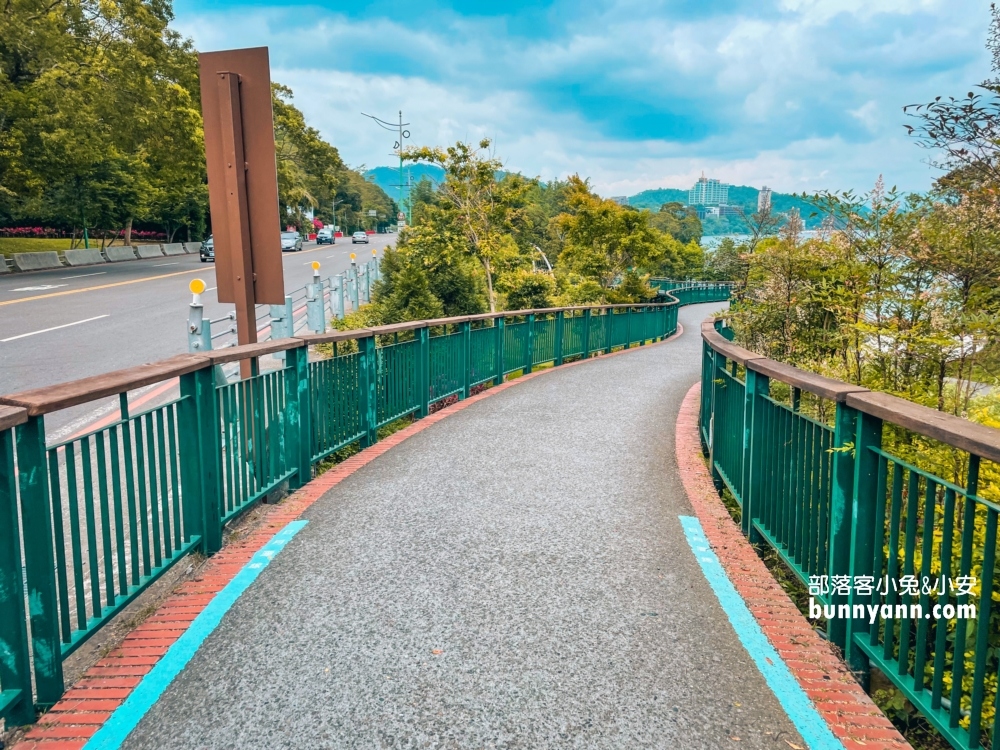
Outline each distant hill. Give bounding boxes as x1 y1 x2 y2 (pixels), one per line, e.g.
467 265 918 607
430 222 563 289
628 184 826 235
365 164 446 199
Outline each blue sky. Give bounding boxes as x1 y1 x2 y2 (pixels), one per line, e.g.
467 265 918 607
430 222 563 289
174 0 992 196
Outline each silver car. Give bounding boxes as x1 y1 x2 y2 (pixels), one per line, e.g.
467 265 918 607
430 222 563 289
281 231 303 252
352 231 369 244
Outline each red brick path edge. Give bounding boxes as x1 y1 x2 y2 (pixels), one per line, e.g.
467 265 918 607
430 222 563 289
10 328 684 750
676 382 911 750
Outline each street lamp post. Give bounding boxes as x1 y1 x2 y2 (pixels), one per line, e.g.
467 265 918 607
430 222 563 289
332 198 345 237
361 110 411 225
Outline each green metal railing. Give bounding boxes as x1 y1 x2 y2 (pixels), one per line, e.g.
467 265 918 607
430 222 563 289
702 317 1000 750
0 289 731 720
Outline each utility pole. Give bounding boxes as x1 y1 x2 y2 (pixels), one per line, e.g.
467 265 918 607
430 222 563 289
361 110 411 225
332 198 344 237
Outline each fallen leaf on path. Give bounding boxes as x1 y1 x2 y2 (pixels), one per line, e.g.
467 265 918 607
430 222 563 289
784 741 804 749
432 649 443 655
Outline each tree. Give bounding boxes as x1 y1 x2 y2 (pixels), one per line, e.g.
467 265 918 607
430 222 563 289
648 201 702 244
402 139 528 312
552 176 671 299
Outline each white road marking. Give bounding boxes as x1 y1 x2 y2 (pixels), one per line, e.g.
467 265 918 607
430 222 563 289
206 286 217 292
153 262 179 267
1 314 109 342
59 271 107 280
10 284 67 292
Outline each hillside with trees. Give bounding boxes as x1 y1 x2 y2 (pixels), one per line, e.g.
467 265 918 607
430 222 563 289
628 185 826 234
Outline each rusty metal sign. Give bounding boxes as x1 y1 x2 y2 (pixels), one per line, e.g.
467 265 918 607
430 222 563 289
199 47 285 318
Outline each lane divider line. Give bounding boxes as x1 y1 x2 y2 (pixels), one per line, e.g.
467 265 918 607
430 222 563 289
0 268 214 307
678 515 845 750
82 519 308 750
1 314 109 343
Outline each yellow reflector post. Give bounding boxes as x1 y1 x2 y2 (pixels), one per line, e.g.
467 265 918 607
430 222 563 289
189 278 206 295
311 261 320 271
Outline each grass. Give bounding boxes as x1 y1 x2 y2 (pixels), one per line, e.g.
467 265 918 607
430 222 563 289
0 237 74 257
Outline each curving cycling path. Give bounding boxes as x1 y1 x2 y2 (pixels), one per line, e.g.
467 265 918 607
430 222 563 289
119 302 808 749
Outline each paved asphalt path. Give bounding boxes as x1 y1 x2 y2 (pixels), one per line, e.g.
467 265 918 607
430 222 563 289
121 302 806 750
0 235 392 434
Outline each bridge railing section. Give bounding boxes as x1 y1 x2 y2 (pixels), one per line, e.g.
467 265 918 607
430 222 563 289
702 317 1000 750
0 286 731 720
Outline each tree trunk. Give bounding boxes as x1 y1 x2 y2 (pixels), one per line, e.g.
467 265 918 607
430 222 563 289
483 257 496 313
124 217 133 246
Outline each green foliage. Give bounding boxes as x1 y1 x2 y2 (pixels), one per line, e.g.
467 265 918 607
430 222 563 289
648 201 702 244
553 176 673 296
498 268 556 310
0 0 391 241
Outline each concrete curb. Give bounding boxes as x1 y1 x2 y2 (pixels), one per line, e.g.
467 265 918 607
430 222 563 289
12 251 62 272
162 243 185 256
182 242 201 254
105 247 138 263
64 249 107 267
674 383 912 750
134 245 163 259
8 328 685 750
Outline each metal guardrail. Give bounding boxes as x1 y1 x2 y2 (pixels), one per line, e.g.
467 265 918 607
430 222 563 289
0 285 732 722
701 317 1000 750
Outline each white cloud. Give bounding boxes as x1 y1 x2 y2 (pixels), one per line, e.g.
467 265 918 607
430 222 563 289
174 0 993 196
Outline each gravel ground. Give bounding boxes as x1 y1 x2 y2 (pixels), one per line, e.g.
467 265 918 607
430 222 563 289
122 302 807 750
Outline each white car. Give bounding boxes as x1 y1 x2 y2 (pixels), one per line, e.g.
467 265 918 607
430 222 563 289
352 231 369 244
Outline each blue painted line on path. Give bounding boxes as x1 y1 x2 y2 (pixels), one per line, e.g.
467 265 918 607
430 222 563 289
678 515 844 750
83 519 309 750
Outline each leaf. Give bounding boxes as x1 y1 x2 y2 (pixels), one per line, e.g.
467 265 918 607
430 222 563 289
784 742 804 750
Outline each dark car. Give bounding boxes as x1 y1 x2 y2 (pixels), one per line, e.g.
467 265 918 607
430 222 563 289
316 228 335 245
200 236 214 262
281 231 303 252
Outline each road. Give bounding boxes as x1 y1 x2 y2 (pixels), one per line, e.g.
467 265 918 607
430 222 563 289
0 234 394 435
119 302 809 750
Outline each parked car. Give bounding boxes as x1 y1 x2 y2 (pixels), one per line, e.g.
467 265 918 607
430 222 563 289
200 236 214 262
316 227 335 245
280 231 303 252
351 231 369 244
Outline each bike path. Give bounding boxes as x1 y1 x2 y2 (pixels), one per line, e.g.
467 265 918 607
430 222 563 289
115 302 812 749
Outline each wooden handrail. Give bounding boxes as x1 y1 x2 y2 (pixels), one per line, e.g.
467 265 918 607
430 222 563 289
0 291 732 419
702 315 1000 459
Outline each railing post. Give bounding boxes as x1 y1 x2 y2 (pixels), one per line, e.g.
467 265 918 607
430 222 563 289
582 309 592 359
827 402 858 652
284 345 311 489
555 311 565 366
699 338 713 449
0 424 35 724
461 320 471 399
306 273 326 334
605 309 613 354
525 313 535 374
359 335 377 447
179 367 223 555
844 409 882 689
742 368 767 544
333 275 345 320
495 317 506 383
14 415 64 706
419 326 430 417
708 349 726 492
625 307 633 348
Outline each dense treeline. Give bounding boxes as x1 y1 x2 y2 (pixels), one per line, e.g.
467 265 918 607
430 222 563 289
0 0 393 244
342 140 720 328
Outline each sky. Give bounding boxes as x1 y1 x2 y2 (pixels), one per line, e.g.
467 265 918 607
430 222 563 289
173 0 993 197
